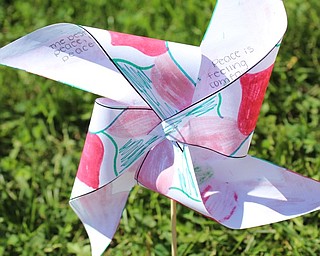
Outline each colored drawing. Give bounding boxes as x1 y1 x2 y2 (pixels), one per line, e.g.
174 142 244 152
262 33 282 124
0 1 319 256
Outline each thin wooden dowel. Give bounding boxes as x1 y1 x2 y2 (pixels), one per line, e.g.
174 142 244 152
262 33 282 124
171 199 177 256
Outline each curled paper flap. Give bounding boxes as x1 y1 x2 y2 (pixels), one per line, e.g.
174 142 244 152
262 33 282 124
200 0 287 82
0 0 319 255
0 23 146 106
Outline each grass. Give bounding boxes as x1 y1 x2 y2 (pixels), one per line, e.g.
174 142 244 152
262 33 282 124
0 0 319 255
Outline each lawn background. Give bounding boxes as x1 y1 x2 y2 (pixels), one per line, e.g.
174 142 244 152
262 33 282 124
0 0 319 255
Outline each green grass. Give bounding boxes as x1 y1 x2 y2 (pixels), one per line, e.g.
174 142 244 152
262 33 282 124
0 0 319 255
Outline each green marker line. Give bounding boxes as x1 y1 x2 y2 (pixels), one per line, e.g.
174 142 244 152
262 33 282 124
217 93 223 118
169 187 201 202
113 58 154 70
183 149 199 197
166 41 197 86
230 132 252 157
91 110 125 134
101 131 119 176
202 0 219 41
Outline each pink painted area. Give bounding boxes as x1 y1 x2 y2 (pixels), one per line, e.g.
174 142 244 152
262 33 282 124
179 116 246 156
107 109 160 137
199 179 239 224
151 52 195 111
156 165 175 194
109 31 167 56
137 140 175 194
238 64 274 135
77 133 104 189
220 206 237 222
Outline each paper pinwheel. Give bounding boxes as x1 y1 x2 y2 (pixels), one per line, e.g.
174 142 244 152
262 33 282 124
0 0 319 255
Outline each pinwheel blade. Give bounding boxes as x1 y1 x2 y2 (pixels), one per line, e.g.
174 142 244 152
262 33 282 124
70 170 136 256
189 146 320 228
0 23 146 106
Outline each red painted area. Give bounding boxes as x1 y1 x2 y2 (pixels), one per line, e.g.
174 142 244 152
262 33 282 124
77 133 104 189
109 31 167 56
151 52 195 111
238 65 274 135
233 192 238 202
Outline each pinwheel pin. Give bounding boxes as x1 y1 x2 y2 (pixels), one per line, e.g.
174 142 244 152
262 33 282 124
0 0 319 255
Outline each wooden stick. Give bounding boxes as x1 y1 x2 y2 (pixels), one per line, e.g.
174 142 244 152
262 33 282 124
171 199 177 256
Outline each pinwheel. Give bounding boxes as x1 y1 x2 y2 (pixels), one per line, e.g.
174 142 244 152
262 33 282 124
0 0 319 255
